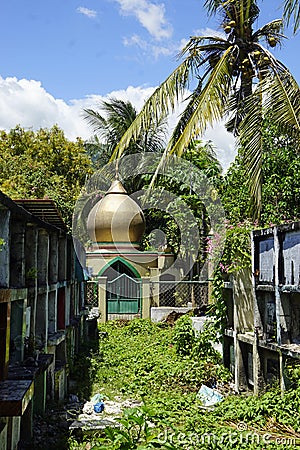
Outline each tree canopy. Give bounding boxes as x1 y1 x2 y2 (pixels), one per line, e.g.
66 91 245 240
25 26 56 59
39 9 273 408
0 125 93 228
221 116 300 226
83 97 167 170
109 0 300 219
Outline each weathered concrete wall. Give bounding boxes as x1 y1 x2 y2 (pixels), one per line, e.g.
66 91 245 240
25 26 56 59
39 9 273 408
229 222 300 394
234 268 254 333
0 192 88 450
282 230 300 285
58 237 67 281
10 221 25 288
10 299 27 364
24 225 38 288
48 290 57 334
258 236 274 283
150 306 192 322
48 232 58 284
0 208 10 287
290 293 300 342
37 230 49 286
35 293 48 350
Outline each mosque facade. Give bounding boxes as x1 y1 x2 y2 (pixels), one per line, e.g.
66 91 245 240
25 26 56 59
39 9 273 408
85 178 177 320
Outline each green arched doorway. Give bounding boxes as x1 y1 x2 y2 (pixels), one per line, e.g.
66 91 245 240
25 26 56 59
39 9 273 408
101 259 142 317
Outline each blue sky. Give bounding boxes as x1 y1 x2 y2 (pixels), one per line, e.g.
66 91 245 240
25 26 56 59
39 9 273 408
0 0 299 168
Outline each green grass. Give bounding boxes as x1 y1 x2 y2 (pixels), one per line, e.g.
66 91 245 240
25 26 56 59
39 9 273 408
68 318 300 449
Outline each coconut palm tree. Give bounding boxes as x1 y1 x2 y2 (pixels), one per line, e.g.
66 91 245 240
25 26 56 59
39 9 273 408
83 97 167 167
110 0 300 218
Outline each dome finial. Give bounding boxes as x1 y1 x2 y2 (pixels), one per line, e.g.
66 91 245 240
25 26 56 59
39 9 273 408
86 172 145 248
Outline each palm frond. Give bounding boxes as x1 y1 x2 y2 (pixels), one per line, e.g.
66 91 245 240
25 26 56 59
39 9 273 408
204 0 226 16
82 108 107 136
147 47 234 190
264 65 300 141
225 88 245 135
101 98 137 133
179 35 229 57
283 0 300 33
253 19 284 40
168 46 234 157
238 87 264 218
110 56 198 160
137 113 168 153
169 82 203 146
238 62 300 218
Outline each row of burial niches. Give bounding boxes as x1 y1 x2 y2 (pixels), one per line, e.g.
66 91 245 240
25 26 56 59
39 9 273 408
256 228 300 287
256 228 300 347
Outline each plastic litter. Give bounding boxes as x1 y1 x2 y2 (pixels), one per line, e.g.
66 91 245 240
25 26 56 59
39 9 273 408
196 384 223 408
93 401 105 413
90 393 105 413
91 393 105 403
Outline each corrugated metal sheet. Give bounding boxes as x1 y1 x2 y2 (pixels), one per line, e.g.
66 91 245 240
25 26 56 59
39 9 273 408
14 199 67 230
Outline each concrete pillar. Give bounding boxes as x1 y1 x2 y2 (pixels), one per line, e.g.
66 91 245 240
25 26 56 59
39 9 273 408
0 207 10 287
142 277 151 319
48 290 57 334
9 416 21 450
253 329 265 394
10 220 25 287
33 371 47 415
251 231 263 333
10 299 26 363
98 277 107 323
25 224 38 287
233 332 239 392
36 293 48 350
150 268 160 280
0 302 10 380
66 238 75 280
58 236 67 281
25 225 38 344
279 350 286 393
49 232 59 284
65 284 71 327
236 340 247 392
149 269 159 306
274 227 282 346
20 400 33 444
207 228 215 303
37 230 49 286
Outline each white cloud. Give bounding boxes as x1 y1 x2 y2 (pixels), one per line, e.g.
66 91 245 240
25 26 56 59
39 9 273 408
77 6 97 19
123 34 148 50
115 0 172 40
0 76 236 169
204 124 236 171
0 76 155 141
123 34 186 58
193 27 226 40
0 76 88 139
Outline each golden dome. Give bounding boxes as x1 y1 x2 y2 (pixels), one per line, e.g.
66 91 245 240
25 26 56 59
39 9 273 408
87 179 145 248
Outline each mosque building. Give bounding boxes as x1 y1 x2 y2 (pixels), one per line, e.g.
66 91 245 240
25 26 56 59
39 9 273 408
85 177 176 320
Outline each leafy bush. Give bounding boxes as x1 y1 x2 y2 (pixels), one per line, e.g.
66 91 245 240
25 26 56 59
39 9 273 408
172 315 195 356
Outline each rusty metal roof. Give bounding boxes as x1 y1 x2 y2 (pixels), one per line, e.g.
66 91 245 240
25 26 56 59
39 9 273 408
14 199 67 230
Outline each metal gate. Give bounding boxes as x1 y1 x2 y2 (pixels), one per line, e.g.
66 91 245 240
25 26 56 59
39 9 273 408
107 274 141 315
